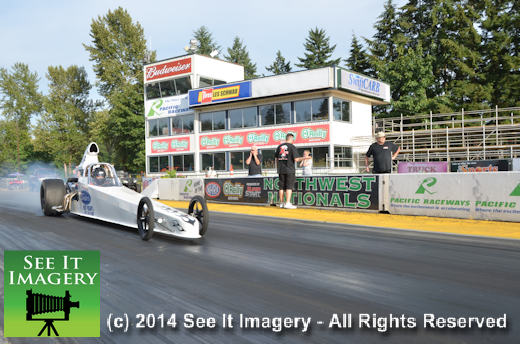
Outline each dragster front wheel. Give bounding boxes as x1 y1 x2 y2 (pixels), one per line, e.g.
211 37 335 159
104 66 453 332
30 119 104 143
137 197 154 241
188 196 209 236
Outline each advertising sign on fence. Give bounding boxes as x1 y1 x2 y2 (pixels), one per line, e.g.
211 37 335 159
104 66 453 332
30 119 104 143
450 159 509 172
513 158 520 171
178 179 204 201
199 124 330 151
204 175 379 210
398 162 448 173
204 178 267 203
388 172 520 222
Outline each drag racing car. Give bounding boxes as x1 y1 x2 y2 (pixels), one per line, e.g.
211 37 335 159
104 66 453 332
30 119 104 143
39 142 208 241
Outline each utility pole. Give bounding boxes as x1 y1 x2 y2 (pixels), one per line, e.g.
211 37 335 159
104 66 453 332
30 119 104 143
16 119 20 173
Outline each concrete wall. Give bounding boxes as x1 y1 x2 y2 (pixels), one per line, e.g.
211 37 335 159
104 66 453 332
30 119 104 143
154 178 204 201
386 172 520 222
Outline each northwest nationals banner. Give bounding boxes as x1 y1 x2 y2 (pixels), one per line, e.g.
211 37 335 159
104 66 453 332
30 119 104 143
204 175 379 210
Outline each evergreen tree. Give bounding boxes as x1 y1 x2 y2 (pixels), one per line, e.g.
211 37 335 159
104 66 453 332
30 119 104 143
224 37 258 79
344 33 371 75
296 27 341 69
442 2 489 111
400 0 455 104
476 0 519 107
379 43 438 116
33 65 101 168
83 7 156 171
365 1 410 115
193 26 221 56
365 0 404 78
265 50 292 75
0 63 43 173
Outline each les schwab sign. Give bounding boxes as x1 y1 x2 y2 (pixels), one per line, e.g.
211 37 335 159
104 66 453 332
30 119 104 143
145 58 192 82
188 81 252 106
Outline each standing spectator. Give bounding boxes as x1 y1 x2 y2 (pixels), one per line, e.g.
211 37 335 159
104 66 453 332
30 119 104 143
275 133 309 209
245 146 263 177
365 132 400 174
300 150 313 175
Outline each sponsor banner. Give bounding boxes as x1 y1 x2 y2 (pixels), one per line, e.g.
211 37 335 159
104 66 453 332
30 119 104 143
205 178 267 203
339 69 390 102
4 250 100 337
398 162 448 173
450 159 509 172
388 172 520 222
142 177 160 190
199 124 330 151
145 58 192 82
204 175 379 210
188 81 252 106
512 158 520 171
178 178 204 201
145 94 192 118
151 136 191 154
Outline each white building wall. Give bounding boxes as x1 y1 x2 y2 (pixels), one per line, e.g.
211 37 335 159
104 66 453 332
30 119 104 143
193 55 244 84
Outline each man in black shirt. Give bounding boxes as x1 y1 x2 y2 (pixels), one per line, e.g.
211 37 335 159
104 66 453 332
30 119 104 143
365 131 400 173
245 146 263 177
275 133 309 209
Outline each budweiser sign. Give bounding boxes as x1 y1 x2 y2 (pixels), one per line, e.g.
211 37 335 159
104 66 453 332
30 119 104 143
146 58 192 81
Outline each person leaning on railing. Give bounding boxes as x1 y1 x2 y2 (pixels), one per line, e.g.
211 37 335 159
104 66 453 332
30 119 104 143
365 131 400 174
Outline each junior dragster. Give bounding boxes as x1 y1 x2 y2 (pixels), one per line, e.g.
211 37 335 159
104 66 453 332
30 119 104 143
39 142 208 241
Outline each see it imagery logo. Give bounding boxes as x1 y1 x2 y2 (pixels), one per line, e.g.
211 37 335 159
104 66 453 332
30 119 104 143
4 250 100 337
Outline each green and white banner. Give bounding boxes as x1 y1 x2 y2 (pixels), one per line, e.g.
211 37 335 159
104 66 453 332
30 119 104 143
388 172 520 222
145 94 192 118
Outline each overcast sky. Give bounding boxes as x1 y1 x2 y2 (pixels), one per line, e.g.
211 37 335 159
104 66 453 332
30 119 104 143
1 0 408 100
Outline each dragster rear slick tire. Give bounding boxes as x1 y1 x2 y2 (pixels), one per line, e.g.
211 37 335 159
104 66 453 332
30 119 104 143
189 195 209 237
137 197 154 241
40 179 66 216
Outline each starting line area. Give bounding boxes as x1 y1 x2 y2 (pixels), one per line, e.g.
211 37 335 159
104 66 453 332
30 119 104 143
158 200 520 240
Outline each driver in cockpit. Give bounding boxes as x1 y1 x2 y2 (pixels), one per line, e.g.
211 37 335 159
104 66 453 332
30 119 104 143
91 167 109 186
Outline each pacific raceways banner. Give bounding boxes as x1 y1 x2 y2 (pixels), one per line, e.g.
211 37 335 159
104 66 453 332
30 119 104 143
204 175 379 210
388 172 520 222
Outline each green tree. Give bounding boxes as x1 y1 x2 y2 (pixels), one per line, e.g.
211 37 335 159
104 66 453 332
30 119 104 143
378 43 439 116
0 63 43 173
475 0 519 107
441 2 489 111
224 37 258 79
33 65 100 169
345 33 371 75
89 109 116 163
193 26 221 56
296 27 341 69
365 0 405 80
83 7 156 171
265 50 292 75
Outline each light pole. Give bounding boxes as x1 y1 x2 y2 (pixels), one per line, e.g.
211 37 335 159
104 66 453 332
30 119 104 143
16 118 20 173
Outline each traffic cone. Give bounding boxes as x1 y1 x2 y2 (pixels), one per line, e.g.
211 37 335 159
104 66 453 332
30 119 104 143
230 164 234 176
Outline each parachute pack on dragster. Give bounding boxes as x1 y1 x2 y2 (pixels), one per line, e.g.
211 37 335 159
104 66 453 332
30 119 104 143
39 142 209 241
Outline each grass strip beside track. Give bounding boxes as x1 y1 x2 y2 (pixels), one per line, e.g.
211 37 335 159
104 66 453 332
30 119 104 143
158 200 520 240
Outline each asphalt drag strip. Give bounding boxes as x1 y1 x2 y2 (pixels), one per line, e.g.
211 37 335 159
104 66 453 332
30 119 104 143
0 190 519 343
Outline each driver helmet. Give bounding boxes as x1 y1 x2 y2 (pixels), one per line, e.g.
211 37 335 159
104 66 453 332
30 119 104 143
93 167 106 186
